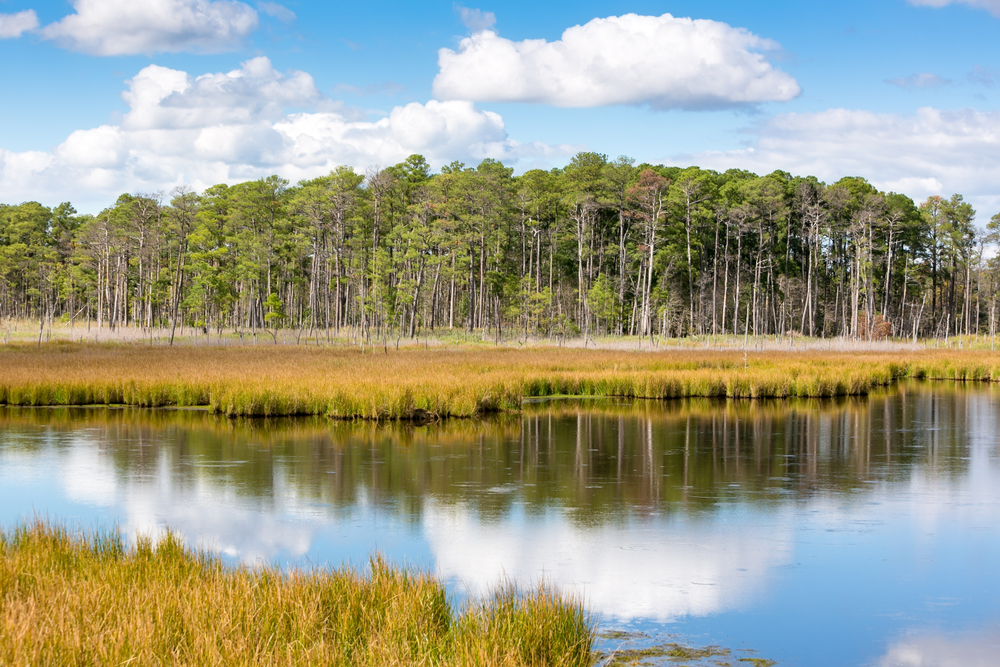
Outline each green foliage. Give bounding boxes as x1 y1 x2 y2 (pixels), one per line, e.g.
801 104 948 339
264 292 285 323
0 152 994 341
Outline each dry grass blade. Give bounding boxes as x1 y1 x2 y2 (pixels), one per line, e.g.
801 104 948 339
1 343 998 418
0 520 595 667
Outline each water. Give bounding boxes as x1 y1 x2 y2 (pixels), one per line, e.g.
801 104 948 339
2 382 1000 666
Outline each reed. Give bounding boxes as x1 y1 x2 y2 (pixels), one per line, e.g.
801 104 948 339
2 342 999 418
0 520 594 667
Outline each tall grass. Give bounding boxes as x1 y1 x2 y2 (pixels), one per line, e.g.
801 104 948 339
2 343 1000 418
0 520 594 667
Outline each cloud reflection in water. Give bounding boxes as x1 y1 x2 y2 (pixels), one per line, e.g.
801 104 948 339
424 501 795 622
879 626 1000 667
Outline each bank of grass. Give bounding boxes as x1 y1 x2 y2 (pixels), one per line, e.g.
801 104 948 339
0 520 594 667
1 343 999 418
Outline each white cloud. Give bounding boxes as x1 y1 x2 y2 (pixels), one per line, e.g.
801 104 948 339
886 72 951 89
40 0 259 55
0 58 576 210
455 5 496 33
121 56 321 131
56 125 129 168
0 10 38 38
433 13 801 110
683 107 1000 217
908 0 1000 17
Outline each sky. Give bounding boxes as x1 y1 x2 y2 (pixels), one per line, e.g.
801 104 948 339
0 0 998 218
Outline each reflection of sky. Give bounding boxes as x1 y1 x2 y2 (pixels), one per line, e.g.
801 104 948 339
878 626 1000 667
424 501 795 622
2 391 1000 667
0 432 431 569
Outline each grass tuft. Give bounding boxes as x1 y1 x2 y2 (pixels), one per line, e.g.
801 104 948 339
0 520 595 666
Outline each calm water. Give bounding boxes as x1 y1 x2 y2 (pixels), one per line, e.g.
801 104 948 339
2 383 1000 666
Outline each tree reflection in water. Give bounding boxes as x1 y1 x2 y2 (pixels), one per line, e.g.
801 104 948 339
0 381 990 526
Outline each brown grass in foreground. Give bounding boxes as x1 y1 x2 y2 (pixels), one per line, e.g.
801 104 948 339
0 521 594 667
1 343 998 418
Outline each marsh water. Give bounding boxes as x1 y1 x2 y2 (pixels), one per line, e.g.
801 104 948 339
2 383 1000 666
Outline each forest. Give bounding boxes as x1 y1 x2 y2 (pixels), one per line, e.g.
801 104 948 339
1 152 998 344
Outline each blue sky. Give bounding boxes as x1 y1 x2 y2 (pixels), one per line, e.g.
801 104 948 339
1 0 998 216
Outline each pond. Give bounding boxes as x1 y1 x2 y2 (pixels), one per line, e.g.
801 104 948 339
2 382 999 666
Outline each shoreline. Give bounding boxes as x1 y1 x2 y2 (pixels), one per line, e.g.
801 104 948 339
2 342 999 418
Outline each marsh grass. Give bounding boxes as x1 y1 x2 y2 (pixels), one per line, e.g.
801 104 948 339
0 520 594 667
2 343 1000 418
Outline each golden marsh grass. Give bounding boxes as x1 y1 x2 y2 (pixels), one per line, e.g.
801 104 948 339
0 521 594 667
1 343 999 418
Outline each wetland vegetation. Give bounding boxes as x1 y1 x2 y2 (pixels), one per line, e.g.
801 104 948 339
0 520 594 667
2 343 1000 418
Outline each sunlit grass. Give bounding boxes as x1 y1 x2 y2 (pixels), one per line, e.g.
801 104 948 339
1 342 999 418
0 520 594 667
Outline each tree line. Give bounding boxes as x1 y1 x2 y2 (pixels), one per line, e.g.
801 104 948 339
2 152 999 344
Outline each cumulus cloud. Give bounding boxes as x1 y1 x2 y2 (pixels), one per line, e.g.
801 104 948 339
56 125 129 169
121 56 321 130
433 13 801 110
886 72 951 89
39 0 259 55
455 5 496 33
907 0 1000 17
0 9 38 38
0 58 576 210
682 107 1000 216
